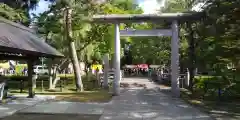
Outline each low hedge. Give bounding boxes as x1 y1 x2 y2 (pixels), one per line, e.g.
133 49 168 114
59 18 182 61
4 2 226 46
4 74 99 91
193 75 240 99
194 75 222 89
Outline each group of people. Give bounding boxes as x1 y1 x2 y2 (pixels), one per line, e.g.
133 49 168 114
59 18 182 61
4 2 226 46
124 68 148 76
123 64 170 78
0 67 16 75
123 64 149 76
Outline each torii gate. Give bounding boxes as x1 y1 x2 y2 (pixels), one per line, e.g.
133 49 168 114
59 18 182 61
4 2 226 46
93 12 204 97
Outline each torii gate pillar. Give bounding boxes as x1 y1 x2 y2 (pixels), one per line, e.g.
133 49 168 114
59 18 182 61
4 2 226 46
171 20 180 97
113 23 121 96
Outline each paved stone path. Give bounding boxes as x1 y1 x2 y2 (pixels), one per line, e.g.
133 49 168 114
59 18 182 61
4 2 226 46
19 101 109 114
0 95 55 118
1 77 213 120
1 113 101 120
99 77 213 120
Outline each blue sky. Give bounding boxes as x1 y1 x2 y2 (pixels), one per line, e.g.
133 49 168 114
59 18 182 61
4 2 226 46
30 0 203 16
30 0 163 16
30 0 50 16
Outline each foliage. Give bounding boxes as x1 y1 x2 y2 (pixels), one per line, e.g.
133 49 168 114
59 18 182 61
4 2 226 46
35 0 143 65
0 0 39 24
0 3 27 23
162 0 240 93
194 75 220 89
200 0 240 71
15 64 27 75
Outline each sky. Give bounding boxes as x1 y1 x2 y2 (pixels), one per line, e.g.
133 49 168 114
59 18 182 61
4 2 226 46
138 0 165 14
30 0 203 16
30 0 50 17
30 0 163 16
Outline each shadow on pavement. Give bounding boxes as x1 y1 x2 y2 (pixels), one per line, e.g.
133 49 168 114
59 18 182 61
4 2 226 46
0 113 101 120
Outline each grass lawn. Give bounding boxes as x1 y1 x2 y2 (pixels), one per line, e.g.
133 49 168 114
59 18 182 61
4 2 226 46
10 89 112 103
8 82 112 103
54 90 112 102
4 73 112 103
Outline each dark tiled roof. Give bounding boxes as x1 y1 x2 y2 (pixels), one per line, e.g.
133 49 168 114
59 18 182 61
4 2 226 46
0 17 64 58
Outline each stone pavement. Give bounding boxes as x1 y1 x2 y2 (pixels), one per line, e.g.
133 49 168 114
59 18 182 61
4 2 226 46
99 77 213 120
1 113 101 120
19 101 109 114
0 95 55 118
1 99 110 120
1 77 213 120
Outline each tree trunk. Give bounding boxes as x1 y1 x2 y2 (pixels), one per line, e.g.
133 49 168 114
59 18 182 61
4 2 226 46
65 8 83 91
51 65 59 88
187 22 196 92
48 63 59 90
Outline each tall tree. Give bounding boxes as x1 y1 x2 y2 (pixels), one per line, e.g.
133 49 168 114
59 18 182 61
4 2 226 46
65 7 83 91
36 0 103 91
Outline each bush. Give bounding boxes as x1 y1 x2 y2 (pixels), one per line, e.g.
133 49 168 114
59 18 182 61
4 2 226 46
55 73 99 90
65 74 98 90
5 73 99 91
193 75 240 99
194 76 220 89
5 75 28 81
15 64 27 75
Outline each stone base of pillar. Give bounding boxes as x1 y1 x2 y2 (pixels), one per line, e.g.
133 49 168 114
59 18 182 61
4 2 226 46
27 94 35 98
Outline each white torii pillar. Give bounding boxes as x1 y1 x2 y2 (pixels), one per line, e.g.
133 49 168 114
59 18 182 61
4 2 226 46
171 20 180 97
113 23 121 96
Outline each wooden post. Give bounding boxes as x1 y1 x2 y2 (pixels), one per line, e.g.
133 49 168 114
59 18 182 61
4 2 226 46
60 78 63 92
186 68 190 87
32 74 37 89
27 59 35 98
0 82 5 101
41 79 44 92
20 80 23 93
